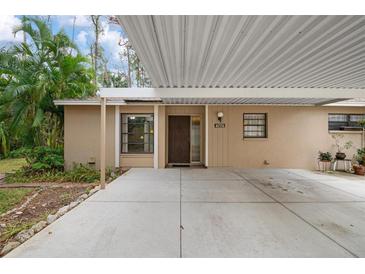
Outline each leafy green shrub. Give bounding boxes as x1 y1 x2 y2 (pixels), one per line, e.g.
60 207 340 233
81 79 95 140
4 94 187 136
64 164 100 183
6 164 104 184
318 151 332 161
5 169 55 184
23 146 64 173
8 147 32 159
356 148 365 165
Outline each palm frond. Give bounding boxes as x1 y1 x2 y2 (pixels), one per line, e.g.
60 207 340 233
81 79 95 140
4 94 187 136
32 108 44 128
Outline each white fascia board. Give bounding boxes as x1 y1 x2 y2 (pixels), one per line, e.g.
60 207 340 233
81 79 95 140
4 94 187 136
53 99 127 106
325 103 365 107
100 88 365 99
54 100 100 105
106 101 127 106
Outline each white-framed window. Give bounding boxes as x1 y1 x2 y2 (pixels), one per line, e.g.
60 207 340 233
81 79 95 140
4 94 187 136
243 113 267 138
121 114 154 153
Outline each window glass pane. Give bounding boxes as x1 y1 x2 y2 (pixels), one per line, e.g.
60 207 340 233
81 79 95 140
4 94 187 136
328 113 365 131
350 114 365 122
243 113 267 138
121 114 154 153
128 144 145 153
329 114 347 122
244 119 266 125
244 114 265 119
191 116 201 162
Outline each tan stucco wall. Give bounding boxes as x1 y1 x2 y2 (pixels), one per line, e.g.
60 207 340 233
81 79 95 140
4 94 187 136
120 105 154 114
64 105 115 170
64 104 365 171
207 105 365 169
120 154 153 167
120 105 154 168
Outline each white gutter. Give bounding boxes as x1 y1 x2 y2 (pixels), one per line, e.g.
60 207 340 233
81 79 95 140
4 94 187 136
54 99 127 106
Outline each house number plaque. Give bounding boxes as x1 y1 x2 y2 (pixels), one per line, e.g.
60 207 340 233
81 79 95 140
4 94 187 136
214 123 226 128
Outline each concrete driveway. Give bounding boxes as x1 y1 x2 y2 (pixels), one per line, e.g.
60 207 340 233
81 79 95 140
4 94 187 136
6 168 365 257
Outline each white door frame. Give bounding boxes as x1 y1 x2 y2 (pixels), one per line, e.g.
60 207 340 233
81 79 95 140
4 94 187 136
153 105 159 169
114 105 120 168
205 105 209 167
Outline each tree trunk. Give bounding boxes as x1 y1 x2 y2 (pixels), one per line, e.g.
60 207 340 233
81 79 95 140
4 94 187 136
70 16 76 55
126 45 131 87
137 59 141 87
141 67 145 87
90 15 101 88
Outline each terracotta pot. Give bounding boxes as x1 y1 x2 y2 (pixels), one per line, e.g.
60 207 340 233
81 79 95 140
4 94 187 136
335 152 346 160
353 165 365 176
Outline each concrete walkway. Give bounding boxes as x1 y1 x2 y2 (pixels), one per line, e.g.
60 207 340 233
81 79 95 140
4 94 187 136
6 168 365 257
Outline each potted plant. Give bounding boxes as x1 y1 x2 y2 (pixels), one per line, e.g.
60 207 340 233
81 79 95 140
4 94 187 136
331 134 353 160
318 151 332 162
358 119 365 148
353 148 365 175
318 151 332 171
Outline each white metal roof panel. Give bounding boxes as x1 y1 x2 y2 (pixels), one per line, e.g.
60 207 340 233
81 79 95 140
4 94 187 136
117 15 365 90
160 97 337 105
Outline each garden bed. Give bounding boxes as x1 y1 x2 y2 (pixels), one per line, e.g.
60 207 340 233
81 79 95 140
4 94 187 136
0 184 93 256
0 147 125 256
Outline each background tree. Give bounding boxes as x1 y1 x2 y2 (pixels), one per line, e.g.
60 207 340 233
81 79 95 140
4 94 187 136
0 16 95 150
119 37 151 88
0 121 9 157
90 15 104 87
0 15 152 158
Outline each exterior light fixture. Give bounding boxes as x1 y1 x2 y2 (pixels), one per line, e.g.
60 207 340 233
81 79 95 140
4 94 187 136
217 112 224 122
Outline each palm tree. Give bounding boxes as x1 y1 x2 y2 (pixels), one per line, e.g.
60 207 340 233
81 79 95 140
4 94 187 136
0 16 95 148
0 121 9 157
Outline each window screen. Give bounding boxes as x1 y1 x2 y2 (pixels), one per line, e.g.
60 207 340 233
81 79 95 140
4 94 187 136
243 113 267 138
121 114 154 153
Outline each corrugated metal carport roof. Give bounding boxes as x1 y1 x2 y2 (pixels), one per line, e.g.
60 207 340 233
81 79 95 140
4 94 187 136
117 15 365 89
160 97 340 105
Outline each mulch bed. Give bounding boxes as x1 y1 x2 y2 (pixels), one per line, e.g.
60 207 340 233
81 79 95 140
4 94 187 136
0 183 93 253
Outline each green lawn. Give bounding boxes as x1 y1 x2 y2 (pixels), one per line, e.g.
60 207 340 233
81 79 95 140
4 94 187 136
0 188 33 215
0 158 27 174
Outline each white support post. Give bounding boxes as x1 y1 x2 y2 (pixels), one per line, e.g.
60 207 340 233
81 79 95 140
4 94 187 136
205 105 209 168
154 105 159 169
114 105 120 168
100 97 106 189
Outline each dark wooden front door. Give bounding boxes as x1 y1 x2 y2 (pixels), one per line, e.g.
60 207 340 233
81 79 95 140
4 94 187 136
168 116 190 163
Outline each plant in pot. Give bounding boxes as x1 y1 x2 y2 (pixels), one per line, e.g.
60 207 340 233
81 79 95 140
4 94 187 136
358 119 365 147
318 151 332 171
353 148 365 176
318 151 332 162
331 133 353 160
